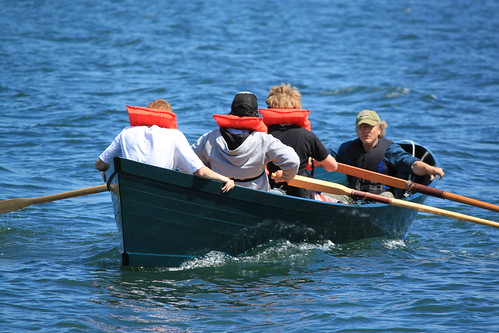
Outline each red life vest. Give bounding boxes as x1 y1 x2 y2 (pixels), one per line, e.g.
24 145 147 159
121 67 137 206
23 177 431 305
259 108 311 131
126 105 178 129
212 114 268 132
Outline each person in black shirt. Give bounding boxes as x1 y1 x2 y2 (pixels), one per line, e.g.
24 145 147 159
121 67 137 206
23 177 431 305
261 83 338 199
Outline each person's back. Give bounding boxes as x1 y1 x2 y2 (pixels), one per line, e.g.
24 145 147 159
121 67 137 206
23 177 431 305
100 125 203 174
95 99 234 192
192 92 299 191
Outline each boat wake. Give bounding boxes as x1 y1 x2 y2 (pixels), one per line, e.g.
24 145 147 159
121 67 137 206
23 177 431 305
382 239 407 249
167 239 339 271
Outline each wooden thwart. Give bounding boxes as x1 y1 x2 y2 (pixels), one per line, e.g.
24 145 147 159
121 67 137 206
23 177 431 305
287 175 499 229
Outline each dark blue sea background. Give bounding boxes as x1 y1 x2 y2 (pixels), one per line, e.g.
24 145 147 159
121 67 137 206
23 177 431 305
1 0 498 332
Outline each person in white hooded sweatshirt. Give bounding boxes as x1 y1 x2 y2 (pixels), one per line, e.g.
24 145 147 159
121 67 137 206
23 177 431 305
191 92 299 192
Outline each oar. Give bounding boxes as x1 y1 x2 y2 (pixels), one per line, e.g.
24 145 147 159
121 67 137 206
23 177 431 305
336 163 499 213
285 174 499 229
0 185 108 215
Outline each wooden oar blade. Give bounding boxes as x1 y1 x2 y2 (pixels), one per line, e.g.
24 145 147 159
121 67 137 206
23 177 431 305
0 198 32 214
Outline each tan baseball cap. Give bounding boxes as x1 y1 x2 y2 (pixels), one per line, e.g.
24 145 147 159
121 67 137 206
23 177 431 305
356 110 380 126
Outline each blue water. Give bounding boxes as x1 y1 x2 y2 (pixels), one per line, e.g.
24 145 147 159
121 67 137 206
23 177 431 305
1 0 498 331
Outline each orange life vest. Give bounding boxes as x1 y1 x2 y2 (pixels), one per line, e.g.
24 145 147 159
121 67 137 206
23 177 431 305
212 114 268 133
259 108 311 131
126 105 178 129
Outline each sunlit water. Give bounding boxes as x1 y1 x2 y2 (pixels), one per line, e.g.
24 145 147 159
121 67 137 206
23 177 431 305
1 0 498 332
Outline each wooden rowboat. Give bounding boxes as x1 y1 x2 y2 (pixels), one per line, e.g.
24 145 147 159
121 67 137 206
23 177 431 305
107 142 438 267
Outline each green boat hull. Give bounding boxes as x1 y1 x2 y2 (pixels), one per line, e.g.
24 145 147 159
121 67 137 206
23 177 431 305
108 143 438 267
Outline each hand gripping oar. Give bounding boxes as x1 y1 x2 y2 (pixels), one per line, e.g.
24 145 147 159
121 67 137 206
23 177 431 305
336 163 499 213
285 175 499 229
0 185 108 215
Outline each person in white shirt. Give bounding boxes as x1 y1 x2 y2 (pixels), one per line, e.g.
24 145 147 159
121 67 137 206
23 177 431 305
95 99 234 192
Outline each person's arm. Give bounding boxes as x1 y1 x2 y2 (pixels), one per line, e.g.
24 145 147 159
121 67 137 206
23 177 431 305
386 143 444 180
273 169 285 183
173 130 234 192
95 158 109 171
191 132 211 167
411 161 445 180
314 155 338 172
308 133 338 172
266 136 300 182
329 141 350 164
95 131 123 174
94 158 110 182
194 166 235 192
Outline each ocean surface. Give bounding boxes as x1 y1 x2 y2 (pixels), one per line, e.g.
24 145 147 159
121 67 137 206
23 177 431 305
1 0 498 332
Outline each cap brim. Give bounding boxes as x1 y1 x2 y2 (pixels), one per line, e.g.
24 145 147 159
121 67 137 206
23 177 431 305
356 119 379 126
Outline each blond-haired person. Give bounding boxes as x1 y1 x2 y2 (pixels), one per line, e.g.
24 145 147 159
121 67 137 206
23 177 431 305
263 83 338 199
